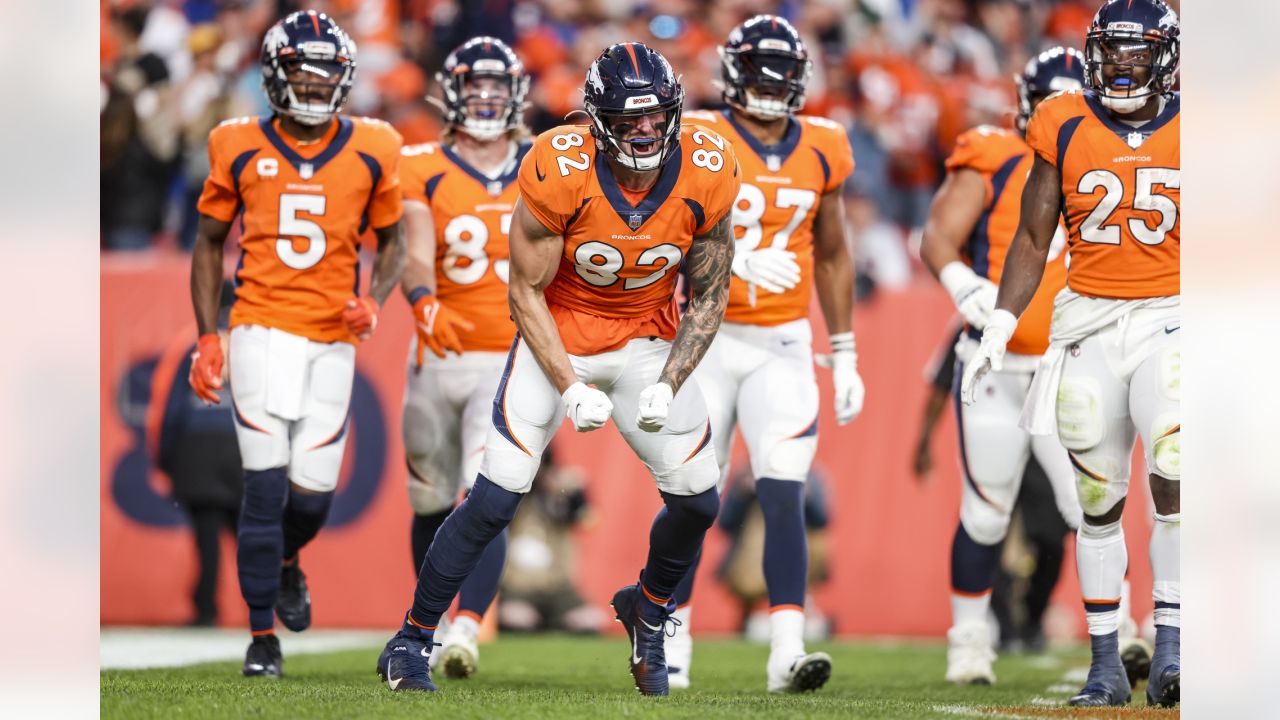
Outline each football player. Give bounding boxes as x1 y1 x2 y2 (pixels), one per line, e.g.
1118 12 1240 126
670 15 863 693
920 46 1087 685
376 42 739 696
397 36 531 680
188 11 405 678
962 0 1180 707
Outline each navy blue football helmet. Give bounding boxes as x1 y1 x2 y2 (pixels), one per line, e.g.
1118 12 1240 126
1016 46 1086 132
583 43 684 171
435 37 529 142
1084 0 1179 113
720 14 812 120
261 11 356 126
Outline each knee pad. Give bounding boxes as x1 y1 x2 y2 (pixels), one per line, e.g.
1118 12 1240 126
959 493 1012 546
660 487 720 530
763 435 818 483
1056 376 1104 452
1150 414 1181 480
1157 348 1181 402
1069 452 1128 518
241 467 289 524
407 459 461 515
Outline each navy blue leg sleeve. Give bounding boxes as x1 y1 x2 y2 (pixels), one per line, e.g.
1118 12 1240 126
757 478 807 608
950 522 1002 595
409 475 521 628
672 548 701 607
411 507 453 575
282 486 333 561
640 488 719 605
457 528 508 619
237 467 289 633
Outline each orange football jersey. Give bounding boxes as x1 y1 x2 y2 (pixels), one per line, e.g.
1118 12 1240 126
686 110 855 326
198 115 404 343
400 141 529 352
945 125 1067 355
1026 90 1180 299
517 123 741 356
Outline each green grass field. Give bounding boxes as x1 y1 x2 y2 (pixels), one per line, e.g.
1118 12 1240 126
101 635 1178 719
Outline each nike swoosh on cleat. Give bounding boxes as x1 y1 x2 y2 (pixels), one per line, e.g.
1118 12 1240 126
639 618 662 632
420 648 430 657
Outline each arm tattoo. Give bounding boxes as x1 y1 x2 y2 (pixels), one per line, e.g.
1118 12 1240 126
660 214 733 393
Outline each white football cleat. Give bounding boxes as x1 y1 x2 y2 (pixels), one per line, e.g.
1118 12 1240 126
946 622 996 685
665 606 693 690
437 624 479 679
767 651 832 693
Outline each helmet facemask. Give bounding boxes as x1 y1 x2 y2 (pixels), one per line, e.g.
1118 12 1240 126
438 63 530 142
588 102 683 172
1085 34 1177 114
721 47 811 120
262 24 356 127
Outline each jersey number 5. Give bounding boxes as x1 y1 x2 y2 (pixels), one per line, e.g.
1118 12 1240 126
276 193 327 269
1078 167 1179 246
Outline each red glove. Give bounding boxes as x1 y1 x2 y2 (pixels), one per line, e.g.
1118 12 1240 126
412 292 475 366
343 297 379 341
189 333 224 405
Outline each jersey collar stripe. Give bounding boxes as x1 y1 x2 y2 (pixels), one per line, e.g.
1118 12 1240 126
258 116 354 176
593 145 683 229
1083 90 1180 143
440 141 530 193
721 108 801 167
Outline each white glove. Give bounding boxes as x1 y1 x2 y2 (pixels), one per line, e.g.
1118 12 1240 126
731 246 802 295
828 332 865 425
939 261 998 330
562 382 613 432
959 309 1017 405
636 382 674 433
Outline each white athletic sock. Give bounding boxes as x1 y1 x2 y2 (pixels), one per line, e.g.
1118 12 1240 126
1150 513 1181 628
1119 578 1138 638
950 592 991 630
769 607 805 659
1077 520 1127 636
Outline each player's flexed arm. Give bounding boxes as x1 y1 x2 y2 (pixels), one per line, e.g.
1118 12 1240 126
635 213 733 432
960 155 1061 402
507 197 614 432
812 189 865 424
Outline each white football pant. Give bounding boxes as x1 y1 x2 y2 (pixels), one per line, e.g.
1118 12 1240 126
482 335 719 496
403 346 508 515
228 324 354 492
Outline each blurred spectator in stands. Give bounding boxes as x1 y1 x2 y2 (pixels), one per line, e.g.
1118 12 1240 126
177 23 251 249
717 466 834 643
498 446 605 634
102 4 182 250
147 282 243 626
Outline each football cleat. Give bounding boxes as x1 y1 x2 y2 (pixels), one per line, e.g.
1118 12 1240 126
1068 660 1131 707
376 630 439 692
611 583 678 696
1146 626 1180 707
275 562 311 632
767 651 832 693
945 622 996 685
242 634 283 678
437 625 480 680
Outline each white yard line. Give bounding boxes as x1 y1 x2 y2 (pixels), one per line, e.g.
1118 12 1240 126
101 627 387 670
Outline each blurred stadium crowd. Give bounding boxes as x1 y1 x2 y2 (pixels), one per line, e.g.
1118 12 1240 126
100 0 1176 286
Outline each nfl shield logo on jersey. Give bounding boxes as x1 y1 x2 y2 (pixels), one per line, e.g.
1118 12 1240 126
487 180 503 197
299 162 315 180
1126 131 1145 150
766 154 781 172
628 213 643 229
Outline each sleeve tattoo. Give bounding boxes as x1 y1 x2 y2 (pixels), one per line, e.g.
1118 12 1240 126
660 213 733 392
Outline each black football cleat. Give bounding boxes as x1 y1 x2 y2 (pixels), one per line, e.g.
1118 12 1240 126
611 584 679 697
1068 661 1131 707
377 630 439 692
275 562 311 632
242 634 283 678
